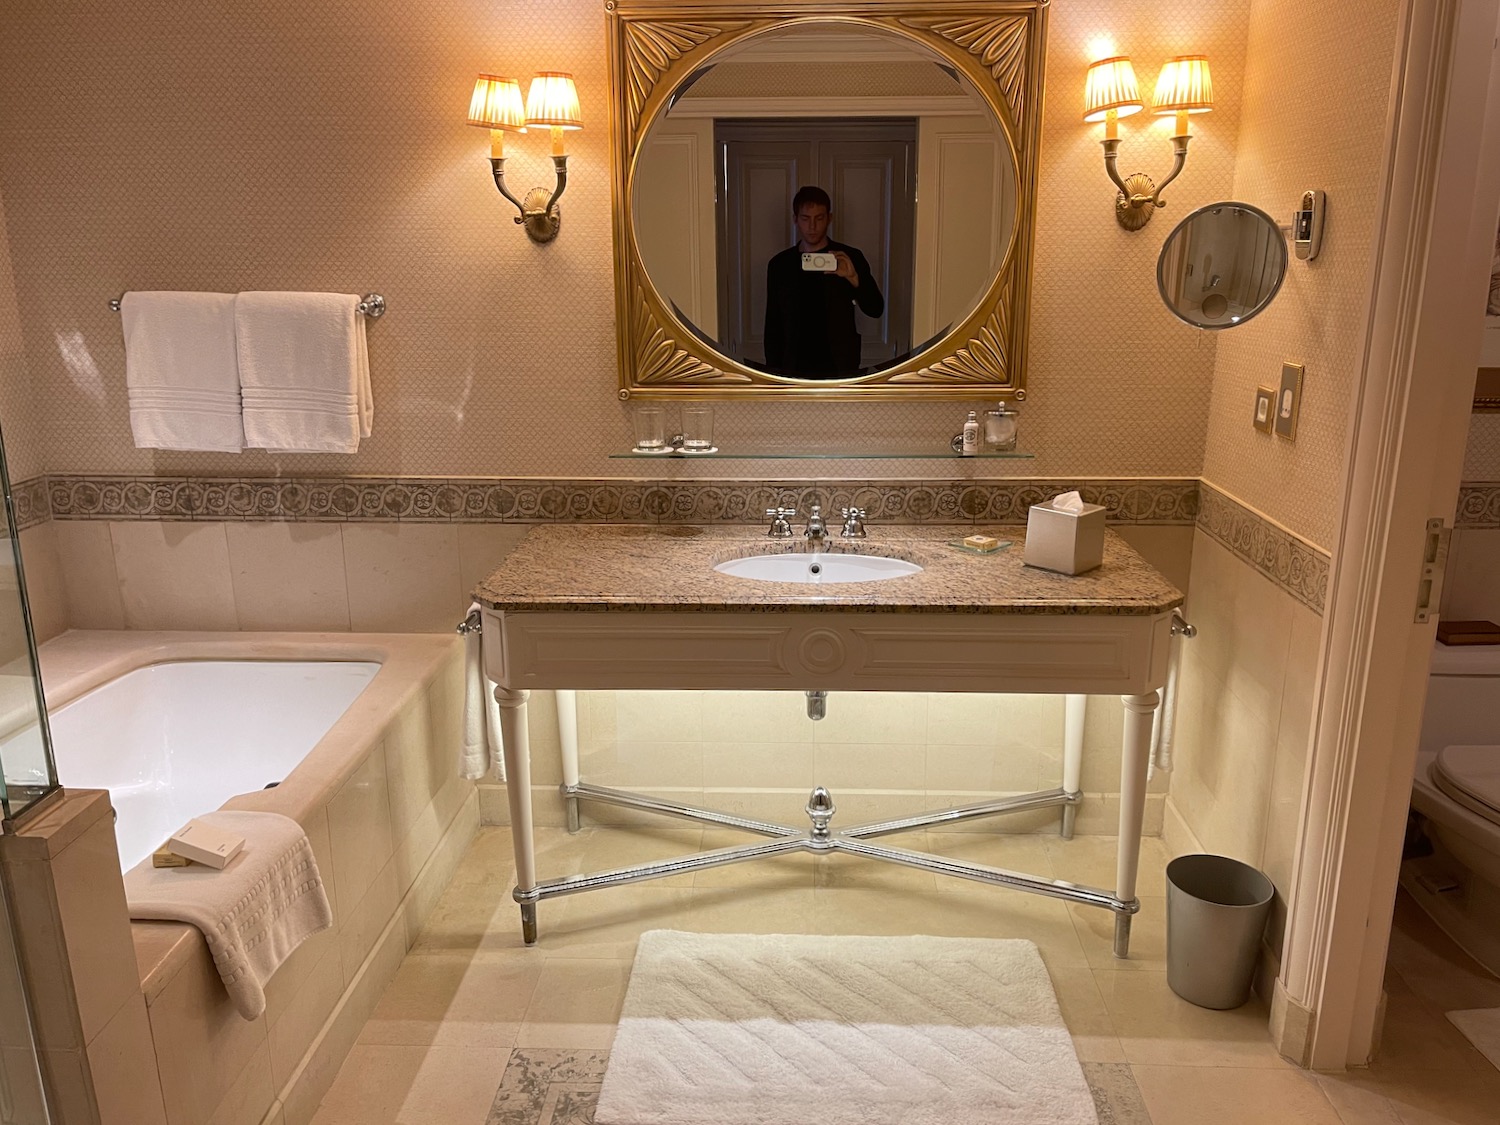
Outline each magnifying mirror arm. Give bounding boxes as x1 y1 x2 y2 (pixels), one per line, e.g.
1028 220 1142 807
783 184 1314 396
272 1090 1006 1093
488 156 566 244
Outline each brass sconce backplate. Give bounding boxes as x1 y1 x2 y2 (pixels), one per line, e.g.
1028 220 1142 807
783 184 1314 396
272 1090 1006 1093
1116 173 1158 231
521 187 562 243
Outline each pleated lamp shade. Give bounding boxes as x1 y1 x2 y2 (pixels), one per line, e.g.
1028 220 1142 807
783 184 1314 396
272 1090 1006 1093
467 75 527 131
525 73 583 130
1152 56 1214 114
1082 57 1144 122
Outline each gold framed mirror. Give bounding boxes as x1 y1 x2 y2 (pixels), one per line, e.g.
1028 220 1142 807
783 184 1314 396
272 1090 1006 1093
607 0 1048 400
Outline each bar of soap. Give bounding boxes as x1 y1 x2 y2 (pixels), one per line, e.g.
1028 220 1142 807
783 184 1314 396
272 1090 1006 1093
963 534 1001 553
152 844 193 868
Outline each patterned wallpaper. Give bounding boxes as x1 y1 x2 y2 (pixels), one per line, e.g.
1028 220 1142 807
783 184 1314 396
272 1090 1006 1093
0 0 1253 484
0 187 42 483
1464 412 1500 482
1202 0 1403 552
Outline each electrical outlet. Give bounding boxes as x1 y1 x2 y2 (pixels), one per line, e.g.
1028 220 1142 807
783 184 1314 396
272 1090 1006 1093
1274 362 1304 440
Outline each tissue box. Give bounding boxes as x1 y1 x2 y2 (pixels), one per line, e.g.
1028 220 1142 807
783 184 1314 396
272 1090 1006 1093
1024 501 1106 575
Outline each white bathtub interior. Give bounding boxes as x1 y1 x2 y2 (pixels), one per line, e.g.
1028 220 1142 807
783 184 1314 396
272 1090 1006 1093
47 660 380 871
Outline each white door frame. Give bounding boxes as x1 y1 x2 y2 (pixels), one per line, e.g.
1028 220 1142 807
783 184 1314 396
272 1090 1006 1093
1275 0 1500 1069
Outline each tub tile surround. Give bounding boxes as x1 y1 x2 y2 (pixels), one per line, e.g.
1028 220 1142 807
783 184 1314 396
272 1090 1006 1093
29 631 480 1125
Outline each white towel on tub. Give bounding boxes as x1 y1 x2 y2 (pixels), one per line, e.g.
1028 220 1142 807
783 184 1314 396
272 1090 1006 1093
461 602 506 782
236 291 372 453
120 291 245 452
124 810 333 1020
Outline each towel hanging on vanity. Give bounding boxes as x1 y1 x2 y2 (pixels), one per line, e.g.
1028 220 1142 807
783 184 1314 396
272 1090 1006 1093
461 602 506 782
236 291 372 453
121 291 245 452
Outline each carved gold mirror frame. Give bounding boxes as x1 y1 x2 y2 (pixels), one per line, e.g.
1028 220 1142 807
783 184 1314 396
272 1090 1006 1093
607 0 1048 400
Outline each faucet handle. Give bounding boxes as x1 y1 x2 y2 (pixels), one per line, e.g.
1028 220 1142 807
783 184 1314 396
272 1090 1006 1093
840 506 867 538
765 506 795 538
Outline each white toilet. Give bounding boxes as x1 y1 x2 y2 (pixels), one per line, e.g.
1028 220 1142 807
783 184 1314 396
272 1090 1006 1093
1404 642 1500 974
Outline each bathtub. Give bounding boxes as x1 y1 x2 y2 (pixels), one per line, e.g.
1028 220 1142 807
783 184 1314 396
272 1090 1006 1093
34 630 476 1125
48 660 381 871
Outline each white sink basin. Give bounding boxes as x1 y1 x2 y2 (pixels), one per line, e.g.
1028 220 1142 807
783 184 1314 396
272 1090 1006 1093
714 552 922 584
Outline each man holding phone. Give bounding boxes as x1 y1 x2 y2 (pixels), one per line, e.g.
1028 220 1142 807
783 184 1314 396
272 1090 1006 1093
763 185 885 378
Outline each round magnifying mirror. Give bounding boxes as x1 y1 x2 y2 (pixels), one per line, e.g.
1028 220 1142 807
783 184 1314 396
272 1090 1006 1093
1157 201 1288 330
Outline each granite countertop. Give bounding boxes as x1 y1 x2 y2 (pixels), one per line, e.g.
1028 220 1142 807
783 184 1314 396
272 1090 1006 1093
473 525 1184 616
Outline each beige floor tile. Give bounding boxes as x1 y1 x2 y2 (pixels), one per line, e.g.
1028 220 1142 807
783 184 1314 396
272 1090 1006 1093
688 883 817 935
1070 895 1169 972
1372 986 1493 1072
547 887 697 959
1314 1075 1404 1124
357 953 543 1048
308 1044 509 1125
1046 834 1171 890
1324 1066 1500 1125
1094 970 1288 1067
1051 966 1126 1063
1132 1064 1343 1124
932 881 1092 968
517 959 631 1049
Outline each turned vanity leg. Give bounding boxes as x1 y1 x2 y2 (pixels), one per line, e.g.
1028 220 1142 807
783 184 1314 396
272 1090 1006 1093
556 689 581 833
495 686 539 944
1061 693 1086 839
1114 690 1160 958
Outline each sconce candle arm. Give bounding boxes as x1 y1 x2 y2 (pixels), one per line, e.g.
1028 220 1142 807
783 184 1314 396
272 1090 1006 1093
544 155 569 215
488 157 531 224
1152 134 1192 198
1099 138 1140 201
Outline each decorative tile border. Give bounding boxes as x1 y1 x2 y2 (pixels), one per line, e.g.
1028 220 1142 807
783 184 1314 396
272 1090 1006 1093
1456 483 1500 528
1196 481 1331 615
8 477 50 532
45 474 1202 526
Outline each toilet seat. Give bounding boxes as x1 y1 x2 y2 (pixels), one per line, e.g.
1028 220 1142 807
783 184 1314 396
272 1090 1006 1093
1432 745 1500 828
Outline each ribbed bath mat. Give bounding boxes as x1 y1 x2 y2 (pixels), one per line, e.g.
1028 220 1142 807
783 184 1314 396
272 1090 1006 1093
595 930 1098 1125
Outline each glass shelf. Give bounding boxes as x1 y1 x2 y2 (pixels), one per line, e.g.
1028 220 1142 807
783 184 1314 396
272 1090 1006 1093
608 449 1035 460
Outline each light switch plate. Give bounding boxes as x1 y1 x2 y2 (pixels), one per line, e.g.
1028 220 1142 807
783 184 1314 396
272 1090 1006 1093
1253 386 1275 433
1274 362 1304 440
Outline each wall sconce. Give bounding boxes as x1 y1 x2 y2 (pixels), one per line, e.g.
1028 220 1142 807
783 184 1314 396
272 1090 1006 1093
1084 54 1213 231
468 71 583 243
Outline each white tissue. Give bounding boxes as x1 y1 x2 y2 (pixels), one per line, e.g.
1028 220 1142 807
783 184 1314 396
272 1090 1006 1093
1051 491 1086 513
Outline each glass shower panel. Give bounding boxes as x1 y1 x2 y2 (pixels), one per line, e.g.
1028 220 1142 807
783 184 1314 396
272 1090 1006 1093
0 420 56 823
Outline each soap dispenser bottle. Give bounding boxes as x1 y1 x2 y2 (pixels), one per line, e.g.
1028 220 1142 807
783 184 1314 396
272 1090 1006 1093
961 411 979 456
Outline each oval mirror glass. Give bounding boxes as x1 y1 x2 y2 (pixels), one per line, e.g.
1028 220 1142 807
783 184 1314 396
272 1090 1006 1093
1157 201 1288 330
630 22 1019 381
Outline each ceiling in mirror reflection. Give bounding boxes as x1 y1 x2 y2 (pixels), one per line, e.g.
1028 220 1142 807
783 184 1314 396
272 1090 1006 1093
631 24 1018 382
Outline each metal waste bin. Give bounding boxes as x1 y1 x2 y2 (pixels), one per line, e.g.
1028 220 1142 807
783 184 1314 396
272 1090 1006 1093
1165 854 1275 1010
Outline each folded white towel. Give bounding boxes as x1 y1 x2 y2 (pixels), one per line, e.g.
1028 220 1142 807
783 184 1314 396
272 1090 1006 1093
121 291 245 452
124 810 334 1020
461 602 506 782
236 291 372 453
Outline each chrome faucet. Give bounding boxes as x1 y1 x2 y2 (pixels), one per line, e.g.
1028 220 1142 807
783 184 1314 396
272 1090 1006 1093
840 506 867 539
804 504 829 549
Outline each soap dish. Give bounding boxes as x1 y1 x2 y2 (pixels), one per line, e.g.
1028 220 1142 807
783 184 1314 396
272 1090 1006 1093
947 539 1012 555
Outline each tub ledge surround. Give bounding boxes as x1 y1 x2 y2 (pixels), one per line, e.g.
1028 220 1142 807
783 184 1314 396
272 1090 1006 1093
33 630 479 1125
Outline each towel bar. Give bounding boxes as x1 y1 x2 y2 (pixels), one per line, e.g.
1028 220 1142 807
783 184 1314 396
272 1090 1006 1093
457 609 482 635
109 292 387 318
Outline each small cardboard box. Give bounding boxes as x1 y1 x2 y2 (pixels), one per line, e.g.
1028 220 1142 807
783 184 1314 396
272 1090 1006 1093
167 819 245 869
1023 500 1106 575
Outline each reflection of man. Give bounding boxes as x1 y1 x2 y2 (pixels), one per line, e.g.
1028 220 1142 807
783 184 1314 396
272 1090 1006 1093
763 186 885 378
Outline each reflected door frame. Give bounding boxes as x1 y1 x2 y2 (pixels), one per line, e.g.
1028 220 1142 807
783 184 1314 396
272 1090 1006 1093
715 117 916 370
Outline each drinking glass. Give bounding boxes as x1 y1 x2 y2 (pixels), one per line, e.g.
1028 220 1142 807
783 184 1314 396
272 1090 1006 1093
682 404 715 452
632 405 667 452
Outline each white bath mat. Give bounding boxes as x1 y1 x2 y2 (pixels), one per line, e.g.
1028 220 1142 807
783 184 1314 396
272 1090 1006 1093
595 930 1097 1125
1446 1007 1500 1069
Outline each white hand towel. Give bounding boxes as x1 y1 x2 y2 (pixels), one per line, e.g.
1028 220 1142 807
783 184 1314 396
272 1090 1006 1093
461 603 506 781
121 291 245 452
124 810 333 1020
236 291 372 453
